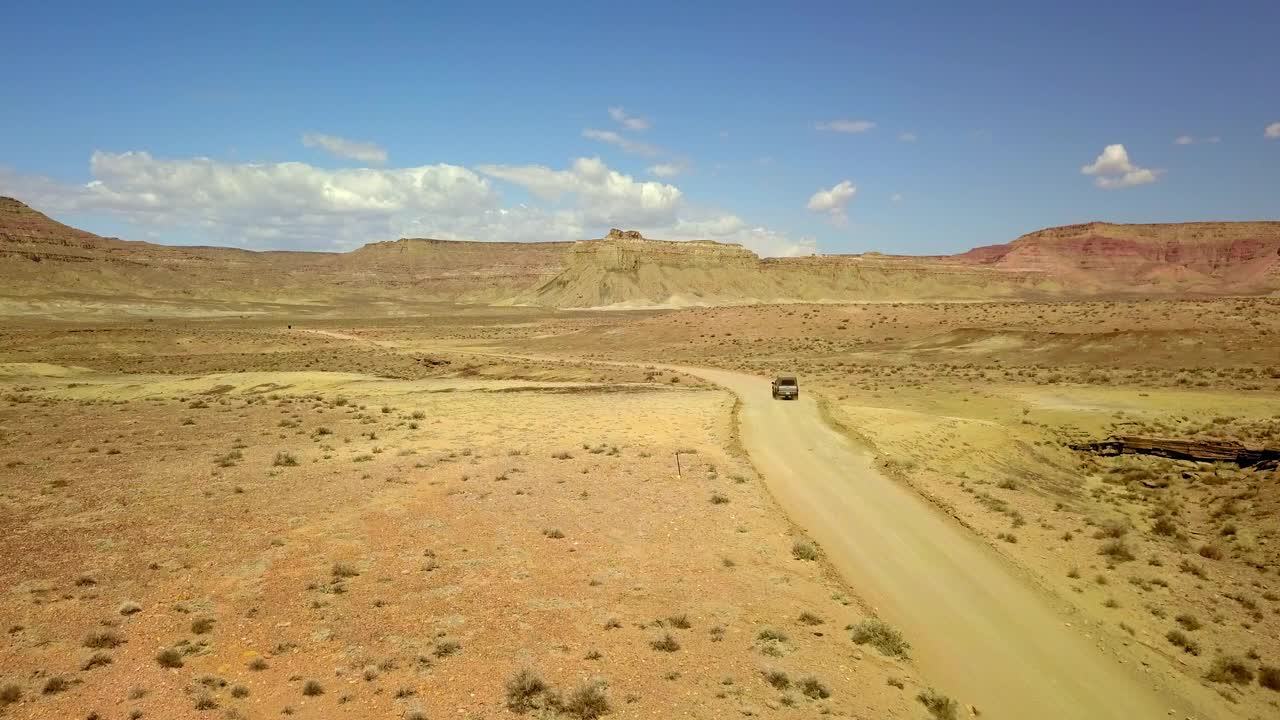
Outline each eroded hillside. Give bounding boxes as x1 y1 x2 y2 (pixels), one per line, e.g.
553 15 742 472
2 197 1278 315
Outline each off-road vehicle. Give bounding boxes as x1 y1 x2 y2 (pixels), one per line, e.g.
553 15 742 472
771 375 799 400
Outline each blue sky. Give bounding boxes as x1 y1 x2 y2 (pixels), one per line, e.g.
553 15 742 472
1 1 1277 255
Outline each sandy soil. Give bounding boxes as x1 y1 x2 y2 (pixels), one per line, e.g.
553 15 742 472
3 297 1279 720
0 343 925 719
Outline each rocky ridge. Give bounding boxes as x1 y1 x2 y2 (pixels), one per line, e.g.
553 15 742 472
2 197 1277 311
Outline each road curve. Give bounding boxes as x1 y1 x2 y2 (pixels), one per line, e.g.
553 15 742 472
678 365 1218 720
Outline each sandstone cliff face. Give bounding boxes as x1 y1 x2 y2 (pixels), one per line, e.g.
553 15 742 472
2 198 1277 312
958 222 1280 292
521 230 765 306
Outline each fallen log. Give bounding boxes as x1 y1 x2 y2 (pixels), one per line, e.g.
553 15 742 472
1071 436 1280 468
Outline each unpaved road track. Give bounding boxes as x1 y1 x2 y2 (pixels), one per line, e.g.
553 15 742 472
682 366 1224 720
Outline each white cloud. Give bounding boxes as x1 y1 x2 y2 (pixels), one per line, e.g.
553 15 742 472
1175 135 1221 146
661 214 817 257
1266 122 1280 139
1080 144 1159 189
648 163 684 178
806 180 857 223
816 119 876 134
898 132 918 142
890 193 904 203
581 128 662 157
1 153 811 256
301 133 388 165
477 156 681 226
607 106 650 131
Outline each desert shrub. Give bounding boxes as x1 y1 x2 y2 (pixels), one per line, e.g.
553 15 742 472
666 614 692 629
709 492 729 504
1093 520 1129 539
797 611 824 626
248 657 269 671
433 640 461 658
1151 515 1178 536
650 634 680 652
851 619 910 658
194 694 218 710
156 648 184 668
798 677 830 699
42 677 71 695
302 679 324 696
82 652 113 670
791 539 819 561
1205 655 1254 684
505 668 548 712
1174 614 1201 631
231 685 249 698
562 682 610 719
84 630 124 649
273 451 299 467
0 683 21 706
762 669 790 690
1098 540 1135 562
331 562 360 578
1197 544 1224 560
191 617 215 634
214 450 242 467
1178 559 1207 578
119 601 143 616
917 688 958 720
1259 665 1280 691
1165 630 1200 655
757 628 789 643
542 528 565 539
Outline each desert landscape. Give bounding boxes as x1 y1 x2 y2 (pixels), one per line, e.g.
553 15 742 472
1 197 1278 720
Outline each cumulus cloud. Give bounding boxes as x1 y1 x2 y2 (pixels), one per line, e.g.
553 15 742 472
898 131 918 142
301 133 388 165
648 163 684 178
1174 135 1194 145
806 180 857 223
1 152 810 256
0 151 494 248
581 128 662 157
1080 144 1159 189
607 106 650 131
477 156 682 226
816 119 875 134
1267 122 1280 139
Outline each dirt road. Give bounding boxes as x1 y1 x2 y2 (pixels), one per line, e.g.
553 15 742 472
681 366 1222 720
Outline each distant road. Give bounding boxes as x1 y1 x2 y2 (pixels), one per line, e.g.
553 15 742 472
679 365 1220 720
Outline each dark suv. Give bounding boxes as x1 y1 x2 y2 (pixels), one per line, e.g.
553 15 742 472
771 376 799 400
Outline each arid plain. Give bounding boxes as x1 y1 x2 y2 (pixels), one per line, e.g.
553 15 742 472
2 199 1279 719
2 298 1278 720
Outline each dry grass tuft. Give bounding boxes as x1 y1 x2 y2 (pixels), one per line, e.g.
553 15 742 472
851 619 910 658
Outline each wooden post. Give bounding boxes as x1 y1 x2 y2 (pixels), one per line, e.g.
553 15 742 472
675 452 682 478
